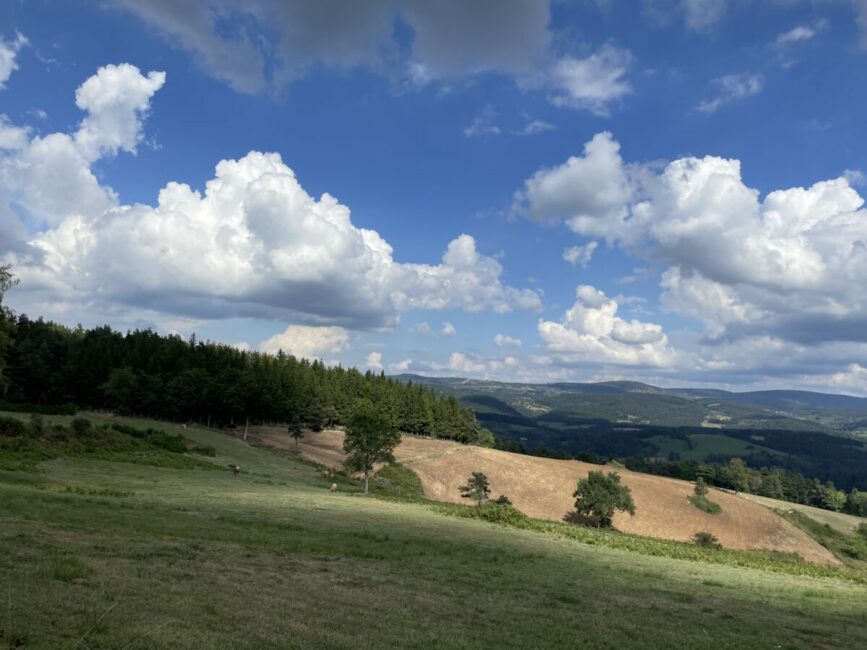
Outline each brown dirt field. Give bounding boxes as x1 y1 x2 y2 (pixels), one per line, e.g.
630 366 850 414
251 427 839 566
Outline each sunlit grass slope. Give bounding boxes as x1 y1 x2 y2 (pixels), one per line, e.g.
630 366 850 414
1 414 866 649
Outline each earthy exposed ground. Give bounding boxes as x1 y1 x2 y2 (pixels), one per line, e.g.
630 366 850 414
252 427 840 566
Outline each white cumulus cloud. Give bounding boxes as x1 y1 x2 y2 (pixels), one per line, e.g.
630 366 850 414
494 334 522 347
259 325 350 360
539 285 676 367
563 241 598 267
0 32 27 90
1 64 539 334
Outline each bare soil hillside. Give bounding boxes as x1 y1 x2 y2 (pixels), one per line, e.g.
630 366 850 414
252 427 839 566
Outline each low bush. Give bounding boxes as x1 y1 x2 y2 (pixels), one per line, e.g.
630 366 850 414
70 418 92 435
0 416 28 437
372 463 425 499
689 495 722 515
693 531 722 549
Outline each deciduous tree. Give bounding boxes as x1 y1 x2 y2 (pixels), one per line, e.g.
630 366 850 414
343 400 400 494
573 471 635 528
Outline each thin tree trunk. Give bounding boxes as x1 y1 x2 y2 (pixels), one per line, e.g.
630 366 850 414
364 469 369 495
243 416 249 441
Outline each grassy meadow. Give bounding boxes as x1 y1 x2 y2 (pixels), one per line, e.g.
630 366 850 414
1 413 866 648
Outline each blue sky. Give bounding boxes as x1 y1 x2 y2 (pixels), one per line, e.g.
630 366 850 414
2 0 867 392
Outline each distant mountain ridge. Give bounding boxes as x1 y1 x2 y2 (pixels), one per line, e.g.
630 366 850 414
395 375 867 415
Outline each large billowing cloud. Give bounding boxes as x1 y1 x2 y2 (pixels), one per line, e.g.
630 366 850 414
518 131 867 351
1 64 539 333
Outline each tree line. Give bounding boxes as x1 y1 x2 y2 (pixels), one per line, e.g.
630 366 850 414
0 268 491 445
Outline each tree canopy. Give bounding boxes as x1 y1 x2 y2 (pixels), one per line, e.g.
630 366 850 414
0 313 488 445
459 472 491 507
573 471 635 528
343 400 401 494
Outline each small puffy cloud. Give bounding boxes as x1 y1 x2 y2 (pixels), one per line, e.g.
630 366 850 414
698 72 764 114
494 334 522 347
411 321 456 337
513 132 633 237
447 352 487 373
545 45 632 115
773 20 827 66
73 63 166 161
388 358 413 372
539 285 676 367
0 32 27 89
365 351 384 370
259 325 350 360
563 241 598 267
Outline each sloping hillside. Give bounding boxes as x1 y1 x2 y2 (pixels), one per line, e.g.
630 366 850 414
253 427 839 566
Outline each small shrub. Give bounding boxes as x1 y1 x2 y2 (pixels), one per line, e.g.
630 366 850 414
495 494 512 505
191 444 216 457
858 523 867 542
30 412 45 434
689 495 722 515
477 503 529 526
70 418 92 435
693 531 722 549
0 416 27 437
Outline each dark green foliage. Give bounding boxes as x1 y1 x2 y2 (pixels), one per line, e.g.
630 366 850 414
459 472 491 507
372 463 425 500
0 418 213 471
693 476 709 497
858 523 867 541
191 444 217 457
495 494 512 505
572 471 635 528
689 495 722 515
71 418 92 434
290 414 303 449
343 400 401 494
0 265 19 396
2 316 486 445
0 415 26 437
693 532 722 549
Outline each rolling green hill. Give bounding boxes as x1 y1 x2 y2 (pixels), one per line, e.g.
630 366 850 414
2 412 866 648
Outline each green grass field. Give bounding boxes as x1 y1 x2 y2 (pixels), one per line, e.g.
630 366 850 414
2 414 866 648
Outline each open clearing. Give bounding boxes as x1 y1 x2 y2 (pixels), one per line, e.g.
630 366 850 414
254 427 838 565
3 414 867 648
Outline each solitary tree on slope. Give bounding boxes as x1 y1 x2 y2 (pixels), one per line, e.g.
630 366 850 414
573 471 635 528
290 414 304 450
343 400 400 495
459 472 491 507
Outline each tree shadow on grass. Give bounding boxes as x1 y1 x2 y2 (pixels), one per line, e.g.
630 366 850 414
562 510 600 527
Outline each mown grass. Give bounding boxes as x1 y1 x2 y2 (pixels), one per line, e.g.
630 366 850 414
1 413 867 648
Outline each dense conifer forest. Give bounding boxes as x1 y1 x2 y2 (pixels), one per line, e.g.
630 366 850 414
0 309 490 445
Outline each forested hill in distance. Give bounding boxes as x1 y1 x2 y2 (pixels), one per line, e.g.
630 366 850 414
395 374 867 433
